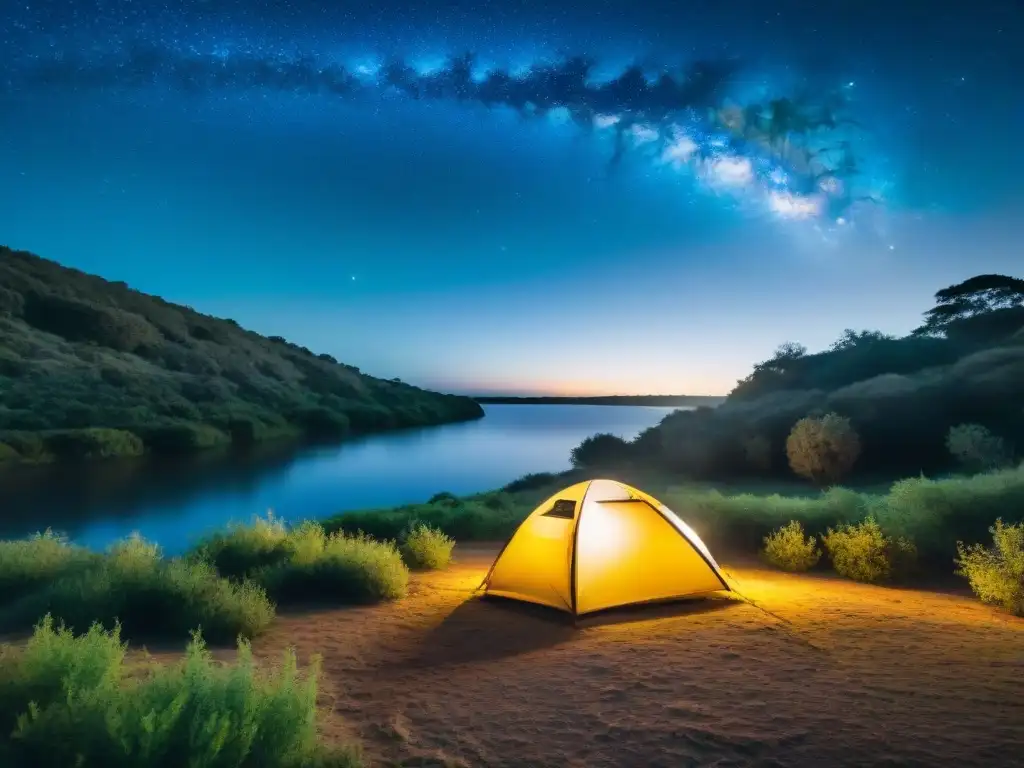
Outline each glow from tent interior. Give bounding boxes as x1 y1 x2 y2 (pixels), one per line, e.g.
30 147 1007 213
577 501 631 557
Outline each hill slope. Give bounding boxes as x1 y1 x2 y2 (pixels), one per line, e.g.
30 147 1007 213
0 246 483 462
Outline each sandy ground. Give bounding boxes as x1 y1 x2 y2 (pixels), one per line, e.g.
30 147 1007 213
210 546 1021 766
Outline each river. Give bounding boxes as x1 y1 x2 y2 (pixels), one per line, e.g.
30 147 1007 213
0 404 678 554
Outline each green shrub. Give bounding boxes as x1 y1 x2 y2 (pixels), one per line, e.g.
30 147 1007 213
786 412 862 485
188 513 290 580
0 616 355 767
400 524 455 570
0 441 18 462
570 433 633 468
0 531 99 607
946 423 1009 472
822 517 917 583
256 525 408 605
502 472 558 493
1 535 275 644
955 519 1024 616
761 521 821 572
22 293 161 353
427 491 458 505
41 428 144 460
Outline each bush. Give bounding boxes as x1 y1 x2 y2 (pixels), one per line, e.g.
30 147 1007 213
1 535 275 644
570 433 632 468
22 293 160 353
0 616 356 767
822 517 917 583
955 519 1024 616
400 524 455 570
255 525 408 605
761 521 821 572
188 513 290 580
427 491 459 506
41 428 144 460
946 423 1009 472
0 441 18 462
786 412 862 485
0 531 99 607
502 472 559 493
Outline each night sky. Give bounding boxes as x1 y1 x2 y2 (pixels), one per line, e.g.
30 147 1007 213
3 1 1022 396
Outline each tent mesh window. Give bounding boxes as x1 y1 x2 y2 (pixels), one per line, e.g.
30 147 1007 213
541 499 577 519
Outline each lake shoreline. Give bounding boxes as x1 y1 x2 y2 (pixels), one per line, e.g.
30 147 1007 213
0 404 679 552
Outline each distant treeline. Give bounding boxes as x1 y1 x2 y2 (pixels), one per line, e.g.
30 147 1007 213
0 246 483 463
474 395 726 407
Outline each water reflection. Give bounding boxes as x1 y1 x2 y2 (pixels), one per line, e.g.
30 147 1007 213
0 405 678 554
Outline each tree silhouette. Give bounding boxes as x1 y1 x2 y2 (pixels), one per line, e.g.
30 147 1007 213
914 274 1024 337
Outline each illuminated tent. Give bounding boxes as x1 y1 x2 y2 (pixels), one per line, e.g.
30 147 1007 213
482 479 729 616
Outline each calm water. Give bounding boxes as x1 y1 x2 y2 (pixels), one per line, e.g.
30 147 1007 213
0 405 677 554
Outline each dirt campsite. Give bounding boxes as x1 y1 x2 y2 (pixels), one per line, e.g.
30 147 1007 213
168 544 1024 768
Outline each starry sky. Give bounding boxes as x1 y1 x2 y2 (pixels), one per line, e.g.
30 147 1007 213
2 0 1022 396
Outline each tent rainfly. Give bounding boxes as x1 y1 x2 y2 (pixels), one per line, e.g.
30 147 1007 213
482 479 729 616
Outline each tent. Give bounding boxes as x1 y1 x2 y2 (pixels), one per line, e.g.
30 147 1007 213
482 479 729 616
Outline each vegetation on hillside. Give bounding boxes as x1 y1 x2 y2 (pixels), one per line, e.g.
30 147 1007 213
0 246 483 463
569 273 1024 481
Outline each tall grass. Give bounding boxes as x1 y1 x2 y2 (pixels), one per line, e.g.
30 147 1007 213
0 615 362 767
1 535 275 644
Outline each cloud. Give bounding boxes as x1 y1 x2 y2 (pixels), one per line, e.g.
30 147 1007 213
629 124 659 145
767 190 822 219
707 155 754 187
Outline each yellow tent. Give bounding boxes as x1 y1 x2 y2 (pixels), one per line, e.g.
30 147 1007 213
482 479 729 616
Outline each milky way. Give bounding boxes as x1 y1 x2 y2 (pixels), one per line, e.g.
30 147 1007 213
7 43 882 229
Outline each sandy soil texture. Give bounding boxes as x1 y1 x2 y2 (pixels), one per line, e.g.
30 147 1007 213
202 546 1024 766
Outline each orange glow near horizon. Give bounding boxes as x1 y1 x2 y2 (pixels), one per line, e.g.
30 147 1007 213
433 374 730 398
